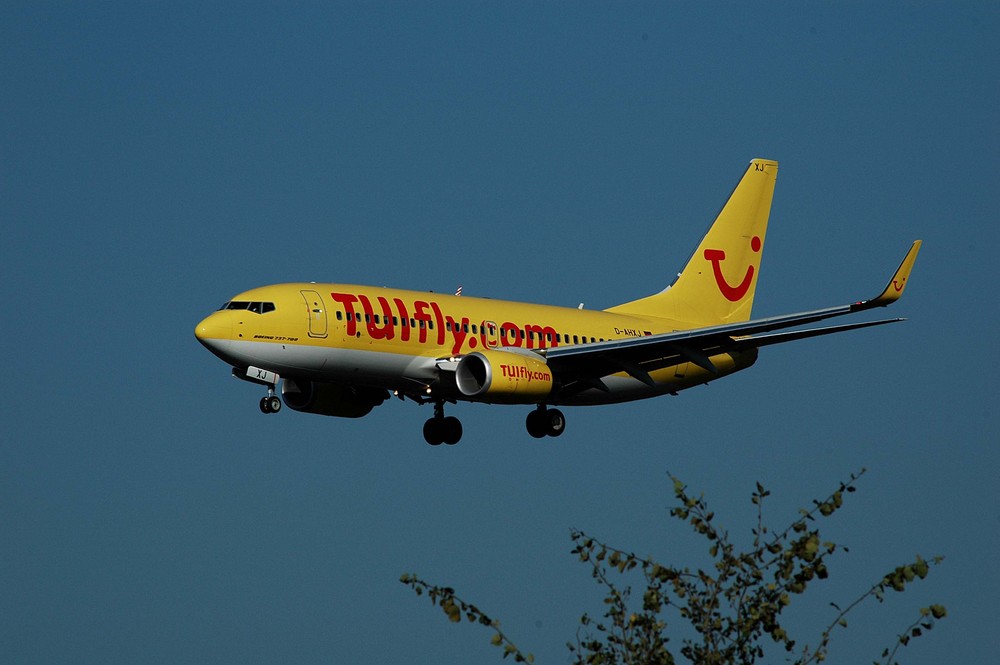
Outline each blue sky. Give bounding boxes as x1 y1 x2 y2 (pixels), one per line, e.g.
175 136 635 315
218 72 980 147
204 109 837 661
2 3 997 663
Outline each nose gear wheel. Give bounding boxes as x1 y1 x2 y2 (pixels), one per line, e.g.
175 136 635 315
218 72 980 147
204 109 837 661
258 384 282 414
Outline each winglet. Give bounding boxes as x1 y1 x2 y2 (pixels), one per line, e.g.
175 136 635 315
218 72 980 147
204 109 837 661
854 240 922 310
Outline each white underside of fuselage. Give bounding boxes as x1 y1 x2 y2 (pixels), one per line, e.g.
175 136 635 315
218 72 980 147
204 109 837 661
204 338 436 388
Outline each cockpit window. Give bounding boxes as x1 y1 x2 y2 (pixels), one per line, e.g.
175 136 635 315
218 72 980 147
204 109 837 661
220 301 275 314
248 302 277 314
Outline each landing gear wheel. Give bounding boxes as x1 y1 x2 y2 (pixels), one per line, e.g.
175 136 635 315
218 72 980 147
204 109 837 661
423 419 443 446
260 395 282 414
526 410 547 438
526 407 566 438
424 402 463 446
442 416 463 445
546 408 565 437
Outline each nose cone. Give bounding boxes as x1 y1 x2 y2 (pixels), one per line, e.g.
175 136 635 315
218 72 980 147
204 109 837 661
195 311 233 358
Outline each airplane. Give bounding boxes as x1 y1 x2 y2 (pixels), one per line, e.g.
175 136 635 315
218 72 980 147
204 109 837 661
195 158 921 445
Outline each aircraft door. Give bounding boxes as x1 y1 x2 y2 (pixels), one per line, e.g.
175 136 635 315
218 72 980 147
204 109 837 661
300 290 328 338
483 320 500 349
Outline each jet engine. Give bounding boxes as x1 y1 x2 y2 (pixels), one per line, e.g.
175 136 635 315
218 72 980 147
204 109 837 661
281 378 388 418
455 350 553 403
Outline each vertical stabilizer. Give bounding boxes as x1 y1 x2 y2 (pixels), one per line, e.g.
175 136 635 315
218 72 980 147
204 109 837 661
606 158 778 326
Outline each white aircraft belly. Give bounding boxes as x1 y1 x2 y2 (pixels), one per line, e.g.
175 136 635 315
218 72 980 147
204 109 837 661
225 340 438 386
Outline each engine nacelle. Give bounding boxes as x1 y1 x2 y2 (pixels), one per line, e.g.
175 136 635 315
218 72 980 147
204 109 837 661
281 378 388 418
455 350 553 403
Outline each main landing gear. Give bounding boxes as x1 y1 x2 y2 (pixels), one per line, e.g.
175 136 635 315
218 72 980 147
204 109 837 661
422 403 565 444
526 405 565 439
423 401 463 446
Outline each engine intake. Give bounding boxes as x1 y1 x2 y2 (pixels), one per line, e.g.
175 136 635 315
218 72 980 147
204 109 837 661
456 350 553 403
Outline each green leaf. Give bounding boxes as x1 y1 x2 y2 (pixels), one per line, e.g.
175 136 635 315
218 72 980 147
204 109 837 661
443 601 461 623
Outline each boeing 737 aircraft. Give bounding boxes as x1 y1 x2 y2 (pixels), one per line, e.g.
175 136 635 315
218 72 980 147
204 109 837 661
195 159 921 445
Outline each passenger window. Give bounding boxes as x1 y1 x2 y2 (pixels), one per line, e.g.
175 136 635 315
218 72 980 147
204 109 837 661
336 311 343 320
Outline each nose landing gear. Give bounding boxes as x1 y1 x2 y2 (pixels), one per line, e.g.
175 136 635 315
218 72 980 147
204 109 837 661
526 405 565 439
423 401 462 446
233 366 283 415
259 385 282 414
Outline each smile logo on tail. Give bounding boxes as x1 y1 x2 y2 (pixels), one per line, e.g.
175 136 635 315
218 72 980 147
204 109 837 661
703 236 762 302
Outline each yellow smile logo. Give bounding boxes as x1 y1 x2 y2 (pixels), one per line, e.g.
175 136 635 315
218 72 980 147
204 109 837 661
703 236 762 302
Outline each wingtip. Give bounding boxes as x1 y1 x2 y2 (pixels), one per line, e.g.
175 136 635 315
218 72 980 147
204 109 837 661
869 240 922 307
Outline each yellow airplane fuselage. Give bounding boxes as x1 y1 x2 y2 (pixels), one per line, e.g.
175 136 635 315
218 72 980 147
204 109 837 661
196 283 755 407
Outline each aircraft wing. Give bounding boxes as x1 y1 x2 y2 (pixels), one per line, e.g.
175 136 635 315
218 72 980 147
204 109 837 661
541 240 921 392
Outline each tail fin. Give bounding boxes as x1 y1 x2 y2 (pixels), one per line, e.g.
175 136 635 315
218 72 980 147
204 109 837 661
606 158 778 325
